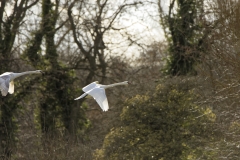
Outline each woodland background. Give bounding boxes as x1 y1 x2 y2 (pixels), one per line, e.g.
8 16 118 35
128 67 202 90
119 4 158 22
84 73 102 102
0 0 240 159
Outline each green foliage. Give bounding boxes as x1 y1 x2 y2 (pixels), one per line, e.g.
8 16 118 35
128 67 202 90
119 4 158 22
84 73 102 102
22 30 43 67
38 68 89 135
95 80 216 159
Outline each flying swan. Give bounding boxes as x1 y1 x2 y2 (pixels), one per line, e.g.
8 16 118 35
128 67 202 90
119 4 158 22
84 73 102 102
0 70 43 96
74 81 129 111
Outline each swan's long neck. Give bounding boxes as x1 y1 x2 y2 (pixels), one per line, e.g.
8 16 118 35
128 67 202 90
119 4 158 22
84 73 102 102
104 81 128 89
12 71 41 80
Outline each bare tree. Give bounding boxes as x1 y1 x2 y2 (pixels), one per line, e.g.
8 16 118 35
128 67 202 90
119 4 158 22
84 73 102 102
197 0 240 158
67 0 144 84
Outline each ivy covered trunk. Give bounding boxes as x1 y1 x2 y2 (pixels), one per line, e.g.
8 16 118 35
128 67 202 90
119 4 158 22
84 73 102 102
159 0 207 76
24 0 88 136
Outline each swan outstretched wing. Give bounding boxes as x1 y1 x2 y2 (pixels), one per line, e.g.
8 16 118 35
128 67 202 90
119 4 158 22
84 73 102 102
8 81 14 94
0 75 10 96
82 81 99 92
74 81 99 100
88 88 109 111
74 92 88 100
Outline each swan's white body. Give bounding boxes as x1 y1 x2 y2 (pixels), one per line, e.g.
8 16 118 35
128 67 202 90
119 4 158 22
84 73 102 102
75 81 129 111
0 70 42 96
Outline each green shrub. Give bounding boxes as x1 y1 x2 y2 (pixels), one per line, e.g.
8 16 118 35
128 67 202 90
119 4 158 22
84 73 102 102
94 80 217 159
